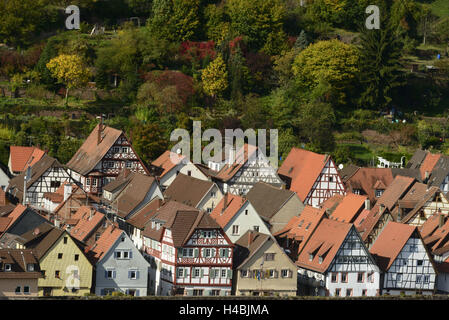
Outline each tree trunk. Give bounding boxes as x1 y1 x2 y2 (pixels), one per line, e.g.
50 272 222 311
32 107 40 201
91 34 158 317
65 87 69 107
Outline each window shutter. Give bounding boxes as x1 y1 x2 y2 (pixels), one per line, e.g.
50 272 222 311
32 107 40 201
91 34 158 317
200 268 204 277
178 249 183 258
105 270 108 278
113 270 116 279
224 248 229 257
194 248 199 258
184 268 188 278
136 270 140 279
227 269 233 279
210 269 215 278
128 271 132 279
129 251 133 259
274 270 279 278
212 248 216 257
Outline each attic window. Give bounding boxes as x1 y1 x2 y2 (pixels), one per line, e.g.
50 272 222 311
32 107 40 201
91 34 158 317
4 264 11 271
298 220 304 228
305 223 311 231
318 256 323 264
288 167 294 174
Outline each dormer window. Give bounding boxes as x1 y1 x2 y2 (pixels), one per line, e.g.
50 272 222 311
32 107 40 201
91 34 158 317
27 264 34 272
318 256 323 264
375 189 384 198
309 253 314 261
4 264 11 271
353 189 361 195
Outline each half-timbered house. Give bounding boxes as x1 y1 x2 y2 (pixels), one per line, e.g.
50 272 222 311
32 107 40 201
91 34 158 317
8 146 45 176
142 204 234 296
7 154 73 209
197 143 284 196
296 218 381 297
278 148 346 208
66 122 149 196
369 221 437 295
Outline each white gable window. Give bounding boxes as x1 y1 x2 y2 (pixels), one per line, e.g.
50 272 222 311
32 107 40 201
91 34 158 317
105 269 116 279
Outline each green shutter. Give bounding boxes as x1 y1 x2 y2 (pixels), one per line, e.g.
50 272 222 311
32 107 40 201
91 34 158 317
194 248 199 258
227 269 233 279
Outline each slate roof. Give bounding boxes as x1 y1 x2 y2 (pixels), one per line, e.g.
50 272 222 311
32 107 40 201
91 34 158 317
246 182 298 221
164 173 214 207
406 149 428 169
428 155 449 189
126 197 164 229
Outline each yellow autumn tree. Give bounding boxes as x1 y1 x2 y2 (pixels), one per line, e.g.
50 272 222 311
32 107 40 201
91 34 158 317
292 39 359 89
46 54 91 107
201 55 228 98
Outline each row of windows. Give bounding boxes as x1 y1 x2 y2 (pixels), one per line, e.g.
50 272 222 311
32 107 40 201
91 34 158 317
112 147 129 154
177 267 232 279
105 269 140 280
232 225 260 235
1 263 35 272
180 248 231 258
390 273 431 284
331 272 375 283
334 288 369 297
114 250 133 259
241 269 293 279
14 286 31 294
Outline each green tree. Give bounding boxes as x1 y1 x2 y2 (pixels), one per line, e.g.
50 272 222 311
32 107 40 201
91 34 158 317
133 123 168 164
226 0 286 51
297 101 336 153
357 17 404 110
147 0 201 42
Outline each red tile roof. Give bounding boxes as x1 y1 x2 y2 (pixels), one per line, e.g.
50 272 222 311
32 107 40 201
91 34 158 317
369 221 417 271
152 150 185 178
69 206 105 242
89 225 123 262
9 146 45 173
328 193 367 223
274 206 327 256
209 193 247 228
420 152 441 181
278 148 329 202
296 218 352 273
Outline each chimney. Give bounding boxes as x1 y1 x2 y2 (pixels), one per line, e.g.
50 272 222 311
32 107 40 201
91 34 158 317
89 208 94 220
221 193 228 214
63 184 72 202
97 115 103 145
248 231 255 246
0 188 6 206
364 199 370 211
439 214 445 228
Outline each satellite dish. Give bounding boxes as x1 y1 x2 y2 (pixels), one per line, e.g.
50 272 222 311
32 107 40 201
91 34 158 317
338 164 344 170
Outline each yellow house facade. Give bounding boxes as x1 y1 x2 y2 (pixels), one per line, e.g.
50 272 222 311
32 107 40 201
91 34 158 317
21 225 93 297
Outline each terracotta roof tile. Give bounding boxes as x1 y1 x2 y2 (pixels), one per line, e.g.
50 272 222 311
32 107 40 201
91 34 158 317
210 194 247 228
89 225 123 262
419 212 445 239
274 206 327 256
152 150 185 178
68 206 105 242
420 153 441 181
278 148 329 202
9 146 45 173
127 197 164 229
369 221 416 271
328 193 367 223
296 218 352 273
